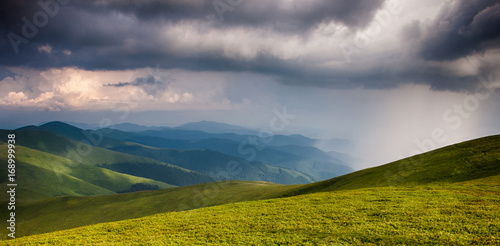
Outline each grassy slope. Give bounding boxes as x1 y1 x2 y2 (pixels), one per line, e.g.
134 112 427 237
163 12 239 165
0 129 214 186
3 136 500 244
282 134 500 196
0 181 297 239
1 128 185 167
0 144 174 201
5 175 500 245
1 161 114 200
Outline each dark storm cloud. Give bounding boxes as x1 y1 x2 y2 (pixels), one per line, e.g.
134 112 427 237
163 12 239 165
105 75 168 96
105 75 162 87
418 0 500 61
0 0 384 68
78 0 385 32
275 61 482 92
0 0 498 92
389 0 500 91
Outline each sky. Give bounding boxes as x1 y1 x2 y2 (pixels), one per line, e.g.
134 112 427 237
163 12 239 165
1 0 500 169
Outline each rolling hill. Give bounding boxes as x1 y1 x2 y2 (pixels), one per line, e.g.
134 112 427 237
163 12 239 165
0 128 215 187
107 131 354 180
0 181 297 239
7 176 499 245
0 121 320 210
125 126 352 164
281 134 500 196
45 120 355 181
107 144 315 184
3 134 499 242
32 122 324 184
0 144 173 201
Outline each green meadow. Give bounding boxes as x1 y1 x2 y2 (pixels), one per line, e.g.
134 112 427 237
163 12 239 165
4 176 500 245
1 135 500 244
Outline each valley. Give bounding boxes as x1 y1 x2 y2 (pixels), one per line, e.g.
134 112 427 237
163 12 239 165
1 127 499 244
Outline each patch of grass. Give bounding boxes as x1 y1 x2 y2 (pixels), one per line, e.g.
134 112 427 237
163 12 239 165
0 181 295 239
5 176 500 245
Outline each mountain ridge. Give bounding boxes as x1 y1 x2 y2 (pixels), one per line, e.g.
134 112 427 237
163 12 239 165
3 134 499 240
34 121 354 182
0 128 216 187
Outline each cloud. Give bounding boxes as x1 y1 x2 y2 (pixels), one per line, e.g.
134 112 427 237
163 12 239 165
38 44 52 54
105 75 162 87
85 0 385 32
417 0 500 61
105 74 170 97
5 91 27 102
0 0 498 92
0 67 252 111
392 0 500 91
0 0 385 69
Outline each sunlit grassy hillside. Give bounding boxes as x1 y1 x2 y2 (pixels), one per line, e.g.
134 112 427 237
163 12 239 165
2 135 499 244
0 144 173 201
5 175 500 245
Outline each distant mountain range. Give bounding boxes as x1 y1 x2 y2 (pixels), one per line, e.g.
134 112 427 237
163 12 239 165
102 120 259 134
175 120 260 135
0 120 354 202
41 121 354 180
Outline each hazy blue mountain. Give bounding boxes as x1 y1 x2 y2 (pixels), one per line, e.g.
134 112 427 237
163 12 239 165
20 122 320 184
132 128 354 166
137 129 231 140
62 121 99 130
137 127 349 151
2 126 214 187
115 134 354 180
32 121 355 181
38 121 92 140
93 124 356 181
269 145 343 163
61 120 352 154
175 120 258 135
108 144 316 184
111 123 163 132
